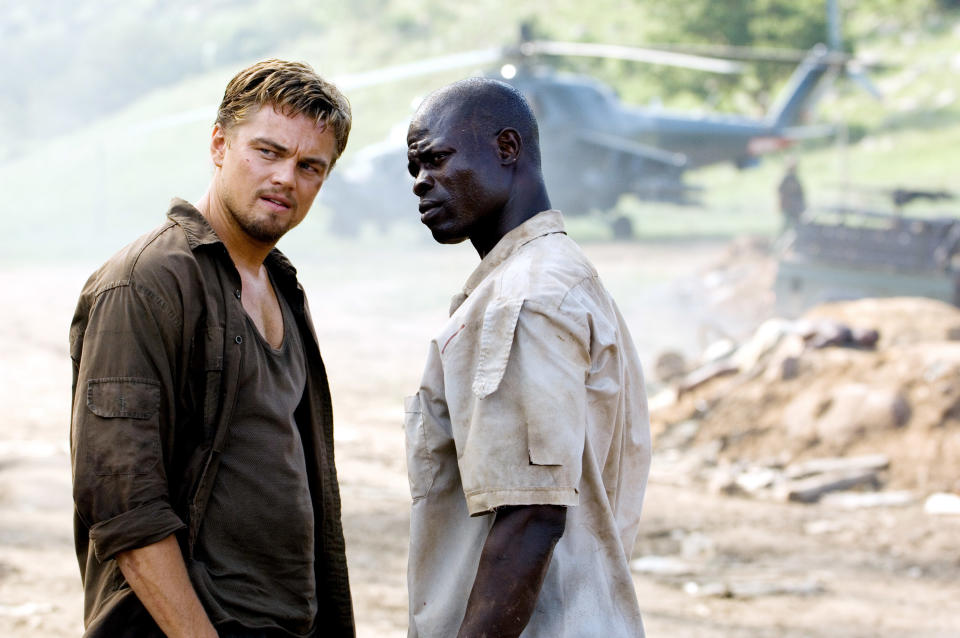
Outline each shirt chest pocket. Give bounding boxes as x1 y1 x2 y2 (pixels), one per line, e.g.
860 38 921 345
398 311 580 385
85 377 161 476
403 393 434 501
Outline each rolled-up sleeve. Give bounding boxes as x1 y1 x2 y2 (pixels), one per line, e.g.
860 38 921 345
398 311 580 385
71 282 185 561
457 298 590 515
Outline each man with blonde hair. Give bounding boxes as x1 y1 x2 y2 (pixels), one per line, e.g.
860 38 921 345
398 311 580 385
70 59 354 637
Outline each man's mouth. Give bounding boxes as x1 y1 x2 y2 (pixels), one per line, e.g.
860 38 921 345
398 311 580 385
261 194 292 211
419 200 442 221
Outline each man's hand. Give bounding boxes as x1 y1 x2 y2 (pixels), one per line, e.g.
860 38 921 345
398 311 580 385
116 534 218 638
458 504 567 638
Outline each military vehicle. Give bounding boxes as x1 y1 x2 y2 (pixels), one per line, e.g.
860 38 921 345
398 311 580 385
774 199 960 317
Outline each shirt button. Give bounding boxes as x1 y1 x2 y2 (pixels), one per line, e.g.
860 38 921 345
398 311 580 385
235 335 243 344
234 289 241 299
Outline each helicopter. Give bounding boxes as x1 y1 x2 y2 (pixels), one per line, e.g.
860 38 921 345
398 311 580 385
322 35 858 237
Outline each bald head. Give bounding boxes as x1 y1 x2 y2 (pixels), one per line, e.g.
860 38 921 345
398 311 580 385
414 78 542 169
407 77 552 256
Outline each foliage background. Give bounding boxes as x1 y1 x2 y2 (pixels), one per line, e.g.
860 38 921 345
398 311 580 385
0 0 958 258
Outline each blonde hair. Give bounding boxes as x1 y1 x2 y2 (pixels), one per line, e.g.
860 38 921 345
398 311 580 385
216 59 351 165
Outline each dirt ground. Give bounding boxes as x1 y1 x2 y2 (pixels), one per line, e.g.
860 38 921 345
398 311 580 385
2 237 959 637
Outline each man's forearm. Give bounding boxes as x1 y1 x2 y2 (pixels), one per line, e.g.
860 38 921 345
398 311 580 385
458 505 567 638
116 534 218 638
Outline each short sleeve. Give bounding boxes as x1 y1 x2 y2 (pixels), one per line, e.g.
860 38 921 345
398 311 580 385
458 298 590 515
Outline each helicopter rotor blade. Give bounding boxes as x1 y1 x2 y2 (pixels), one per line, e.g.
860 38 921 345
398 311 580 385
637 42 885 100
633 43 851 66
843 62 883 100
519 40 745 74
332 47 503 90
665 42 883 105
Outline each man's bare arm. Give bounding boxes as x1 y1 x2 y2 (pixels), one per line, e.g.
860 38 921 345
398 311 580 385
457 504 567 638
115 534 218 638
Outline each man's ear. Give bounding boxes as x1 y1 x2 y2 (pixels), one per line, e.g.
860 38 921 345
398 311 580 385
210 124 228 168
496 128 521 166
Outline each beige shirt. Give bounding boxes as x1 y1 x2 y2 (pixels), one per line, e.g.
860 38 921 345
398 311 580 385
405 211 651 638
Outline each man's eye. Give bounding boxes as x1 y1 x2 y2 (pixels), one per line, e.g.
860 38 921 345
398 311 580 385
299 162 318 174
258 148 276 158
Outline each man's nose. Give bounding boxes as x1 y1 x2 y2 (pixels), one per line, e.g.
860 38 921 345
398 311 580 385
272 159 297 186
413 169 433 197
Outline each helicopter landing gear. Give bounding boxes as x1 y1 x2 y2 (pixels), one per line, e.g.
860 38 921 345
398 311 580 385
611 215 634 239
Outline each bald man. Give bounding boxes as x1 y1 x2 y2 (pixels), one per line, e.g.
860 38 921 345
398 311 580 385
403 78 652 637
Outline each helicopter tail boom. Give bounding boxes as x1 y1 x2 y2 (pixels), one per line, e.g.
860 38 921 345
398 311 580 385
764 45 834 130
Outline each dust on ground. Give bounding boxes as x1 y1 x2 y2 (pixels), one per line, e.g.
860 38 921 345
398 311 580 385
1 237 959 637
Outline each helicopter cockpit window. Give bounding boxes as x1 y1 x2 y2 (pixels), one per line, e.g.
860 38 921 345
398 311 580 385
540 84 611 122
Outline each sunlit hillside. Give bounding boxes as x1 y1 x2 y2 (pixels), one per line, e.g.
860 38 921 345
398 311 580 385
606 12 960 240
1 0 958 261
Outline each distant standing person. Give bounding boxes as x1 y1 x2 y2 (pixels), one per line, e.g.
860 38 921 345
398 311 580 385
778 157 807 231
70 60 355 637
404 78 652 637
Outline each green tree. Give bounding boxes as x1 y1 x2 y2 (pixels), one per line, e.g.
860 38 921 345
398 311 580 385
643 0 828 114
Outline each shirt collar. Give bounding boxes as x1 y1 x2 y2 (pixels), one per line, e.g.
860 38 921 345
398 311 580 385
167 197 221 249
166 197 300 288
450 209 565 315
